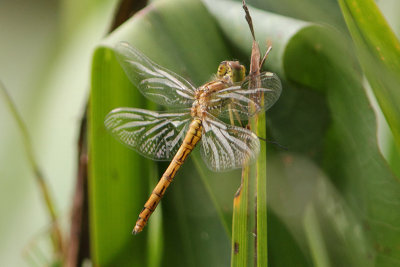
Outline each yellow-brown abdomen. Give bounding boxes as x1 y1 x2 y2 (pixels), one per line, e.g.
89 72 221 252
133 119 203 234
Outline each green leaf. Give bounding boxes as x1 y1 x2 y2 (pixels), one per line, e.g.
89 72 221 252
279 10 400 267
90 46 151 266
90 0 234 266
338 0 400 151
89 0 400 266
205 0 400 266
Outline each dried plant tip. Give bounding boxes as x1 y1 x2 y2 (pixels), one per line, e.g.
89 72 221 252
242 0 255 40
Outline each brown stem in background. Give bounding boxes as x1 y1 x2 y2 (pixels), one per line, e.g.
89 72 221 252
110 0 147 32
66 111 90 266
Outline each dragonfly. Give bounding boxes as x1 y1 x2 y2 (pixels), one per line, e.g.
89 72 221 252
104 42 282 234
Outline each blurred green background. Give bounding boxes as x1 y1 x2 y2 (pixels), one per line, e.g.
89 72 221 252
0 0 117 265
1 0 399 266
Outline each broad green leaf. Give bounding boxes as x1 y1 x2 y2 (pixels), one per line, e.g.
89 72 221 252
90 0 234 266
205 0 400 266
247 0 347 31
90 46 150 266
89 0 400 266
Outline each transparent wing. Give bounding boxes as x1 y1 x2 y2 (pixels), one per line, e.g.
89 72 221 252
104 107 191 160
208 72 282 120
200 116 260 171
115 42 196 107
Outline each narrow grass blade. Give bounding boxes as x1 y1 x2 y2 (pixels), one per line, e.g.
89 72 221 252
231 165 250 267
255 112 268 267
230 2 274 266
0 81 64 260
243 2 270 265
338 0 400 150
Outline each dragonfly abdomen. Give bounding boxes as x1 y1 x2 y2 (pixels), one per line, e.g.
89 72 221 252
133 119 203 234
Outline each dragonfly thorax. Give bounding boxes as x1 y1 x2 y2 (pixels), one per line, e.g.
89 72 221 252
191 79 232 118
191 61 247 119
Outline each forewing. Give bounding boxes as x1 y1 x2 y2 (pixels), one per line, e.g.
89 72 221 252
115 42 196 107
210 72 282 120
200 116 260 171
104 108 191 160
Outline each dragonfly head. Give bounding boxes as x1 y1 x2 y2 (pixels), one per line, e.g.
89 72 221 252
217 61 246 83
